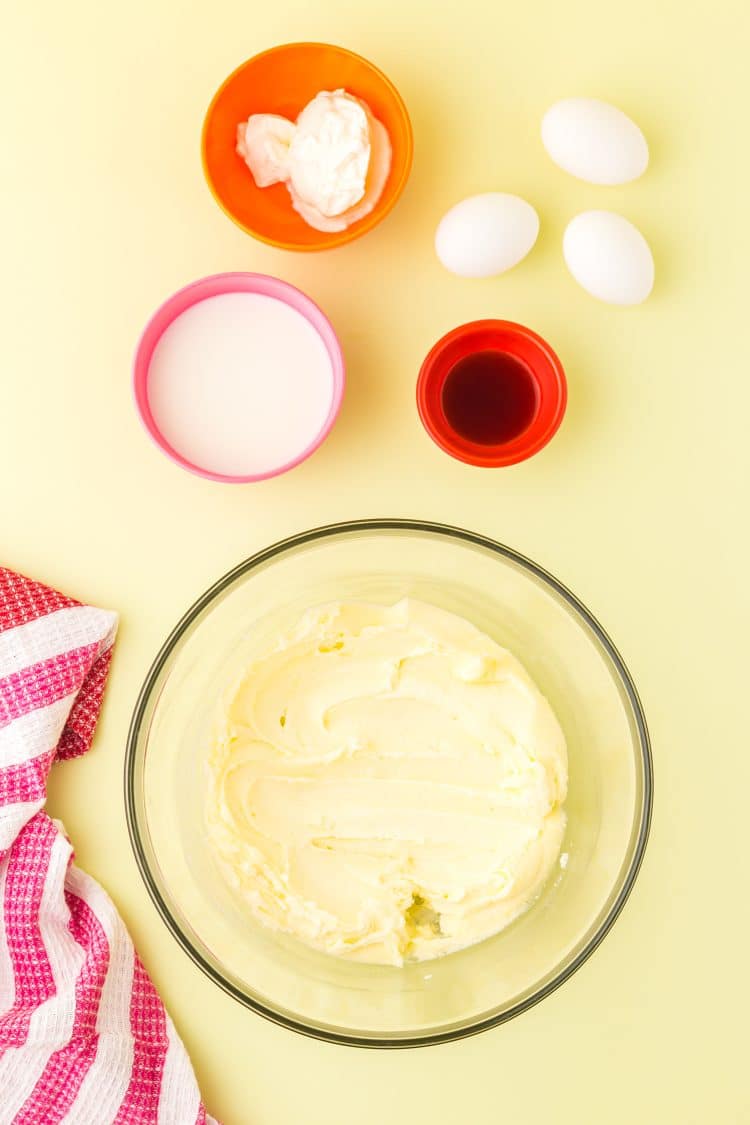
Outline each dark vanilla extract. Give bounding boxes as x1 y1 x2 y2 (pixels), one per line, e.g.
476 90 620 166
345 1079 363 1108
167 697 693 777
442 351 538 445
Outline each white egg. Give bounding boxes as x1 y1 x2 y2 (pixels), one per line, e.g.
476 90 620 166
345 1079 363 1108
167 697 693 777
542 98 649 185
563 211 654 306
435 193 539 278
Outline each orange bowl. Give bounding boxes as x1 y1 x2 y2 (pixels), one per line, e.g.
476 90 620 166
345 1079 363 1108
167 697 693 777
202 43 414 251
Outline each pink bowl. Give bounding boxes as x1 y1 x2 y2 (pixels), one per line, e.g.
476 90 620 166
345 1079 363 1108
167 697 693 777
133 272 345 482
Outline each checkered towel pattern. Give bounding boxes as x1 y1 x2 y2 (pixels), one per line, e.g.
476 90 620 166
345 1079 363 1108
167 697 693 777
0 568 217 1124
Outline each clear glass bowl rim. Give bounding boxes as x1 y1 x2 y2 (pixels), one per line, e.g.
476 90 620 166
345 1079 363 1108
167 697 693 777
124 519 653 1048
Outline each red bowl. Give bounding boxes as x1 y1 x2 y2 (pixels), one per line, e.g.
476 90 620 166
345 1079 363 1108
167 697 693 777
417 320 567 467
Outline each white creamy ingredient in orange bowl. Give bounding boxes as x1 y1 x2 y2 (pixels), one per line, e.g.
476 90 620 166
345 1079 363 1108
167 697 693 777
236 89 392 233
205 598 568 965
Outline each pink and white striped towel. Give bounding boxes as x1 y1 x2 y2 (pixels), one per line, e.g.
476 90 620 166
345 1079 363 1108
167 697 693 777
0 568 217 1124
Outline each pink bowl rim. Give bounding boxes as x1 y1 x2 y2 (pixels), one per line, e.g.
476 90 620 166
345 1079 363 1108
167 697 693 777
132 271 346 483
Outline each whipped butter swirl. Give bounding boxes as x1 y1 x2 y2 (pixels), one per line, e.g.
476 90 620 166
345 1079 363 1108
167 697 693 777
205 599 567 965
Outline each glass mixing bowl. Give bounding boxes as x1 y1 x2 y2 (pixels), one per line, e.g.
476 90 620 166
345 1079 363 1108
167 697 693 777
125 521 652 1047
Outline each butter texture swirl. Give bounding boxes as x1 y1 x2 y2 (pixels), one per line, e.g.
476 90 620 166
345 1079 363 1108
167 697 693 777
206 599 567 965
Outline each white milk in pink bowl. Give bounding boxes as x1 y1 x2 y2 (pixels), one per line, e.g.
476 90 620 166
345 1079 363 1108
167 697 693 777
133 273 345 482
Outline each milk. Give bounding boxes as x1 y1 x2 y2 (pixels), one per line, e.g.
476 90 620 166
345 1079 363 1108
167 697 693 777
147 293 335 476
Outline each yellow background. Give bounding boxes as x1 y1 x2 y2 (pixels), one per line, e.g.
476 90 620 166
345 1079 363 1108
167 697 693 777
1 0 748 1121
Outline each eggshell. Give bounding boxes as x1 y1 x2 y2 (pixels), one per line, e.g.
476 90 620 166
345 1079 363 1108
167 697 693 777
435 193 539 278
542 98 649 185
563 211 654 306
